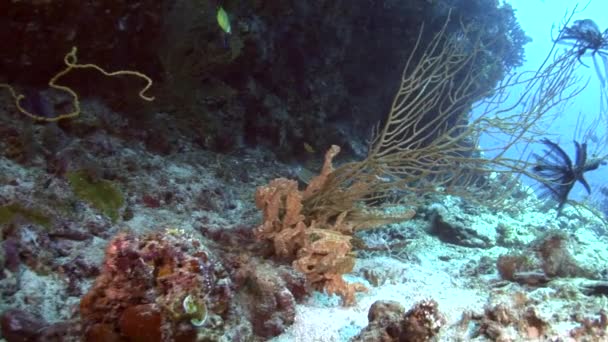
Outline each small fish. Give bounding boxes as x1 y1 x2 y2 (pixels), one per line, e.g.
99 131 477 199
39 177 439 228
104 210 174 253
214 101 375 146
216 6 231 34
216 6 231 49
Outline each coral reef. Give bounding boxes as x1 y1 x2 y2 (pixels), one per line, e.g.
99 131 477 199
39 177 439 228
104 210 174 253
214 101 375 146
1 2 607 342
462 303 549 341
496 231 594 286
570 310 608 340
1 98 607 340
232 257 308 338
352 299 445 342
400 299 446 341
79 229 233 341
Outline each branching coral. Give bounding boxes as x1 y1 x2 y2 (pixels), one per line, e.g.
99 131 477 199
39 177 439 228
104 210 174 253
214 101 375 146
300 12 581 219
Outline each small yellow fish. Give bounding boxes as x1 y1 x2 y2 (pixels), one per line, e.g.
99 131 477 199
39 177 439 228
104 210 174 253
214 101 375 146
216 6 231 34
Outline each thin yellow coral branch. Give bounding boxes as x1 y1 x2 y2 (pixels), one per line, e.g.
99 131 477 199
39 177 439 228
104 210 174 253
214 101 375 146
0 46 154 122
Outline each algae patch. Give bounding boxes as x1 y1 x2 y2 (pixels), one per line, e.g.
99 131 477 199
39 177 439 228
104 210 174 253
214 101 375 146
67 170 124 222
0 203 52 228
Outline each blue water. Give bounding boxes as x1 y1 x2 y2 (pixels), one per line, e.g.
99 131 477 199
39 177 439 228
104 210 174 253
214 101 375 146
483 0 608 200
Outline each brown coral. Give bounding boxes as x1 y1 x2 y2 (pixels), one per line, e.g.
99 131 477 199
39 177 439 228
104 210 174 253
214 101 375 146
234 259 307 338
465 303 549 341
400 299 445 342
352 299 445 342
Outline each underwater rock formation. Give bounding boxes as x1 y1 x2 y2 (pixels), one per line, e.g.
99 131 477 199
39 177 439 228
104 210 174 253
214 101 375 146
352 299 445 342
496 231 595 286
79 229 234 341
1 0 527 158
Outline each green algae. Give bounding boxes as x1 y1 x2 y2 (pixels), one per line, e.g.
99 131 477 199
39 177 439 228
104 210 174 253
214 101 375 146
67 170 124 222
0 203 52 228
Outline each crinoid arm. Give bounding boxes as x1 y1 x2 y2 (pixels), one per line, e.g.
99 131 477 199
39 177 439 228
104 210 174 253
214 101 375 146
574 141 588 169
534 138 573 173
532 139 576 211
574 141 592 195
593 51 608 112
592 52 608 88
577 51 591 68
